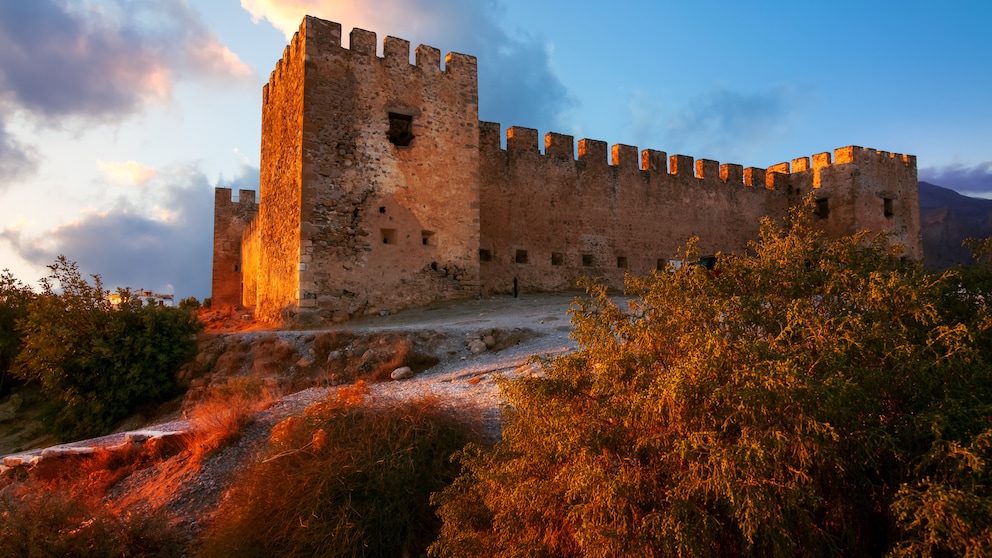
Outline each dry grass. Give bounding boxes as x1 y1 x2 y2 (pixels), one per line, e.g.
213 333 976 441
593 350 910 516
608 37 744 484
198 384 481 557
182 376 275 461
0 441 183 557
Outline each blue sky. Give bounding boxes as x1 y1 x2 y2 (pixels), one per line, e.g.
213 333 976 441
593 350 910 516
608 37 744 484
0 0 989 299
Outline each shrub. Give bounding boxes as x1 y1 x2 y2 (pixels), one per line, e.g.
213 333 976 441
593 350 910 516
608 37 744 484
0 485 181 557
0 269 34 396
200 384 476 557
14 256 202 440
431 204 992 557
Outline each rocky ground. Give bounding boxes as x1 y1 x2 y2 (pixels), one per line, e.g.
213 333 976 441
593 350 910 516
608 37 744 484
0 292 583 550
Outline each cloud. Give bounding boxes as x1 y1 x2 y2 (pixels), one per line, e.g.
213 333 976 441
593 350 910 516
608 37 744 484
240 0 573 135
97 160 157 185
0 0 253 121
920 162 992 198
627 85 800 161
0 165 259 299
0 120 37 185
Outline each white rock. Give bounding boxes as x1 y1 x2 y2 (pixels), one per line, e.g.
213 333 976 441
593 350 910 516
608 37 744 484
390 366 413 380
468 339 487 354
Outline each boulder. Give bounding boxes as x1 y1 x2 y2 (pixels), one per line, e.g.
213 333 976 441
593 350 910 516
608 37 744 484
390 366 413 380
468 339 487 354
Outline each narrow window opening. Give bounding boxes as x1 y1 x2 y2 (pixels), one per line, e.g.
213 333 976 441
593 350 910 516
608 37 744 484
617 256 628 269
387 113 414 146
381 228 397 244
814 198 830 219
431 262 439 271
479 248 493 262
515 249 529 264
421 230 436 246
582 254 594 267
884 198 894 218
551 252 564 266
657 259 665 271
379 206 386 214
233 264 239 272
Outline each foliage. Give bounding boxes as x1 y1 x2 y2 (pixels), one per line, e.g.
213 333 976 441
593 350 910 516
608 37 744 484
0 486 181 558
200 384 476 558
13 256 202 440
431 204 992 557
0 269 34 396
178 296 201 311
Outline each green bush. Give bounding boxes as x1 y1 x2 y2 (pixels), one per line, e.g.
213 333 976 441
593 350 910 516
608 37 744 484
432 205 992 557
0 269 34 396
200 386 476 558
13 256 202 440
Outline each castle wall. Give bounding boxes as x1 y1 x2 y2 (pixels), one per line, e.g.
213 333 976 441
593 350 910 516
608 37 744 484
780 147 921 258
293 17 481 322
240 218 260 308
251 24 309 323
210 188 257 307
478 124 791 293
213 14 923 325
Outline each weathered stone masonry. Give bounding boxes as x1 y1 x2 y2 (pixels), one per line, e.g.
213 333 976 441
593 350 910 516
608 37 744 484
212 15 921 324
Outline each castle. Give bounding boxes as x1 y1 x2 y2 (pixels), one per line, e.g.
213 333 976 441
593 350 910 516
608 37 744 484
212 15 921 325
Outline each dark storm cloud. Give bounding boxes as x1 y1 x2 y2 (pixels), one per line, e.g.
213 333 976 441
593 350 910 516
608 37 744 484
919 162 992 198
0 166 259 300
0 0 253 120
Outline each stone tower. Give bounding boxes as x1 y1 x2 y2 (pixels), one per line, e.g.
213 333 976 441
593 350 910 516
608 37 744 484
240 16 481 323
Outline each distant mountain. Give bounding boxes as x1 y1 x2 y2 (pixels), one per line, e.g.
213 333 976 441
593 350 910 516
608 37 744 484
919 181 992 269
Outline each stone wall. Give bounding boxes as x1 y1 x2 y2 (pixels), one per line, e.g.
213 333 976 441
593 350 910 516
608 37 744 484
478 124 792 293
246 23 309 323
294 18 481 323
211 188 257 307
478 126 922 294
785 147 921 259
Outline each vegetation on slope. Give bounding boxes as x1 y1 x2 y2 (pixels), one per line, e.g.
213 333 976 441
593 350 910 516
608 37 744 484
200 382 477 557
5 256 201 440
432 204 992 557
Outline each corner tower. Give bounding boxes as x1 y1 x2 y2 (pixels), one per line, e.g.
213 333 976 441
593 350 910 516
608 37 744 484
244 16 481 323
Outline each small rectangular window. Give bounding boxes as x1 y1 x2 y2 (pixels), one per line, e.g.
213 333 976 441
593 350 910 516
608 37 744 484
617 256 628 269
479 249 492 262
515 249 529 264
381 228 397 244
387 113 414 146
656 259 665 271
582 254 594 267
814 198 829 219
421 230 436 246
551 252 564 266
233 264 240 272
884 198 894 218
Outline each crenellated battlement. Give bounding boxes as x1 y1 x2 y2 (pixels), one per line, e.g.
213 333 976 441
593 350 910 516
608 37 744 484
480 122 918 195
214 187 257 206
767 146 917 174
263 15 476 107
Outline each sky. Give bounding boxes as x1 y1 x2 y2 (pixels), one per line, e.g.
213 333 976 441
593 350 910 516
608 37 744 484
0 0 990 300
